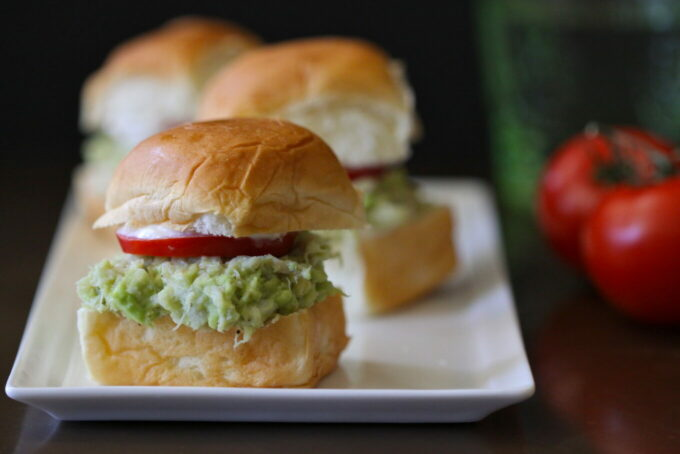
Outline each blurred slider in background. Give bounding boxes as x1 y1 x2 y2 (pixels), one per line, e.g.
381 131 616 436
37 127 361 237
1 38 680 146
197 37 458 315
74 16 261 227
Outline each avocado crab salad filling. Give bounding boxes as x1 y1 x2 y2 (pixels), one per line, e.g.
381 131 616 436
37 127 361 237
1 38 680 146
77 232 339 342
82 133 129 167
355 168 430 230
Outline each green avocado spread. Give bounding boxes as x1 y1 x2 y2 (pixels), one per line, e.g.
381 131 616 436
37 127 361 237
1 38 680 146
81 133 129 166
76 233 339 341
359 168 430 230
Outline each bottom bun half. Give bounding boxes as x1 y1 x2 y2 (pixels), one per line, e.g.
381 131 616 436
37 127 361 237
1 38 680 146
327 205 457 315
73 164 108 224
72 164 119 240
77 294 348 387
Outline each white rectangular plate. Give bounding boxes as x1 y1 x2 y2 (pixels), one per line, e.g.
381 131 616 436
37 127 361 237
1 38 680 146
6 179 534 422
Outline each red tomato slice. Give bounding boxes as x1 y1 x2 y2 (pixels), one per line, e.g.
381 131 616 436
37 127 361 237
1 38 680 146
346 165 388 181
116 232 297 258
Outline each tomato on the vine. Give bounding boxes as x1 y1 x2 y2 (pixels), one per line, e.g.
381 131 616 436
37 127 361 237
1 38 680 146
537 125 675 268
582 179 680 323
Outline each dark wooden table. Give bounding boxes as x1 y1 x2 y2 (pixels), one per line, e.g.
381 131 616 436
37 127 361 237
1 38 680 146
2 162 679 454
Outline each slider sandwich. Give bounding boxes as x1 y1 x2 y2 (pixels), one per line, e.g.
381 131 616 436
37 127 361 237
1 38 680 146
75 17 261 225
197 38 457 314
76 119 364 387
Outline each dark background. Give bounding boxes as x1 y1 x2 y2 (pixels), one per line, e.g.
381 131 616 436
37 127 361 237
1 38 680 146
0 0 489 177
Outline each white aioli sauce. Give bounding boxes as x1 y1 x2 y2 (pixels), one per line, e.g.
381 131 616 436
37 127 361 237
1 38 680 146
117 214 285 240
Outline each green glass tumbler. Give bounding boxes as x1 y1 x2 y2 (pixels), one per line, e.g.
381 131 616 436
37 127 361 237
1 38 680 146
476 0 680 213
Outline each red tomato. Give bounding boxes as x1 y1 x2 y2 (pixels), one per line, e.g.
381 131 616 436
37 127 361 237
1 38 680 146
537 126 674 268
117 232 297 258
581 178 680 323
346 165 388 181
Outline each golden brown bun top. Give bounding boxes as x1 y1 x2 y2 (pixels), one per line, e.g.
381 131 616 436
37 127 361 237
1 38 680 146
81 16 261 135
94 119 365 236
88 16 260 82
197 37 407 118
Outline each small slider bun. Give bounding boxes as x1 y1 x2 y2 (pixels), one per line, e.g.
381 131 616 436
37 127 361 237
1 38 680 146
360 206 457 312
78 295 348 387
81 16 261 147
94 119 365 236
326 206 457 314
197 37 417 168
73 164 109 226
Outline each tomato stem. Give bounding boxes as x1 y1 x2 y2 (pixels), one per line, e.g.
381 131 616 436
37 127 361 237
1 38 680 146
588 123 679 187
